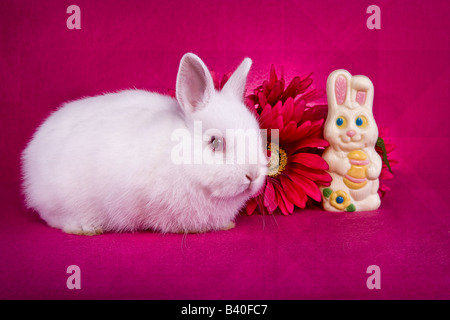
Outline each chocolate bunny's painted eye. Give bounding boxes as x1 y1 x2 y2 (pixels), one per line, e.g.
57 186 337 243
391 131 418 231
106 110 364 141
355 115 368 128
336 116 347 128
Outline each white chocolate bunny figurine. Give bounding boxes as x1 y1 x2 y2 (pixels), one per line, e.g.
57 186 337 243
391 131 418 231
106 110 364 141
320 69 382 212
21 53 267 234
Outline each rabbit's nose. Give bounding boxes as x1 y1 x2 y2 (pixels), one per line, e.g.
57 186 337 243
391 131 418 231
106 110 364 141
246 171 259 183
346 130 356 137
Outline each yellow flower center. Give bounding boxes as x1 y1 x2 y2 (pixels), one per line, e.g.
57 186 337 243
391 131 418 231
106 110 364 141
267 143 288 177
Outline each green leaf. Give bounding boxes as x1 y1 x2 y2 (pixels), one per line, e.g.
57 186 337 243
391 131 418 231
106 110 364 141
345 204 356 212
376 137 393 173
322 188 332 198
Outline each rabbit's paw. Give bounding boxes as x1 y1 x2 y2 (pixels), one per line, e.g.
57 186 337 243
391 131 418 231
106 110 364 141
221 221 236 231
177 226 209 234
63 225 103 236
177 221 235 234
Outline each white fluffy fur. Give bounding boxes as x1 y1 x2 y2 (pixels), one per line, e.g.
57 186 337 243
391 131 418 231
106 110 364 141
21 53 267 234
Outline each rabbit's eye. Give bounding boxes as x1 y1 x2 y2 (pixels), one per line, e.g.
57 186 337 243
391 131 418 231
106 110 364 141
336 116 347 128
210 136 225 152
355 116 368 128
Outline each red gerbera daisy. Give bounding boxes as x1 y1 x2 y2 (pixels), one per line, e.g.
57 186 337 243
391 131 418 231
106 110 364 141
245 66 332 215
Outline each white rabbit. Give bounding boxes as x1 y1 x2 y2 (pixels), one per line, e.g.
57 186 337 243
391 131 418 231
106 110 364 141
21 53 268 235
320 69 382 212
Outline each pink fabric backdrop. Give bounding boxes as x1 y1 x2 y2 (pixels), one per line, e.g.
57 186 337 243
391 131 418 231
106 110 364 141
0 0 448 299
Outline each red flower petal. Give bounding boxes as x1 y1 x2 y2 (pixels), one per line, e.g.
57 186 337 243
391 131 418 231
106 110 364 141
272 184 288 215
168 89 176 98
301 72 313 80
302 88 325 103
263 180 278 212
258 91 268 108
379 182 391 192
294 120 312 138
280 121 298 143
272 101 283 119
306 119 325 137
272 180 294 214
294 136 329 150
292 97 306 123
259 82 267 97
220 73 231 90
269 64 278 87
245 198 258 215
297 77 313 94
301 104 328 123
271 101 285 129
289 164 332 185
279 175 307 208
279 72 285 93
384 143 396 153
282 98 294 126
380 169 394 180
386 159 398 167
287 171 322 202
378 181 391 198
259 103 273 128
289 153 329 171
280 76 301 102
210 70 220 90
267 81 282 105
246 95 258 108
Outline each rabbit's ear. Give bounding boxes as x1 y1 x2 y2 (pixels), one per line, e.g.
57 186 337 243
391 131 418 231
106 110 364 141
222 58 252 100
350 75 374 110
327 69 352 111
176 53 215 113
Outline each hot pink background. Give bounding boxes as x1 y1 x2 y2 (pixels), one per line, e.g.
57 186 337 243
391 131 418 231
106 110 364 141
0 0 448 299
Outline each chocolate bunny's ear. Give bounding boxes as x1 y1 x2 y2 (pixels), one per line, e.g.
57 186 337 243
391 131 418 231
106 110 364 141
350 76 374 110
326 69 352 111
